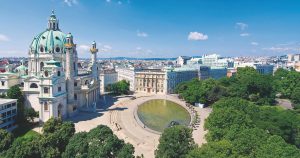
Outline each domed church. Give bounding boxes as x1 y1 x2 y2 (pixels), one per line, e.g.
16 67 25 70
1 11 101 122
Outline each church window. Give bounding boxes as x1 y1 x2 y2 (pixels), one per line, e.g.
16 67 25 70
44 102 48 111
58 87 61 92
20 82 24 87
40 46 44 52
74 94 77 100
40 62 44 71
44 87 49 93
85 80 88 85
55 47 60 53
57 71 61 76
44 70 49 77
74 82 77 87
30 83 38 88
73 62 76 71
1 81 5 86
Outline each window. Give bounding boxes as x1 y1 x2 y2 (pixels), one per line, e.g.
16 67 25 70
85 80 88 85
40 62 44 71
44 87 49 93
44 71 49 77
44 102 48 111
55 47 60 53
74 82 77 87
1 81 5 86
58 87 61 92
30 83 38 88
40 46 44 52
74 94 77 100
20 82 24 87
57 71 61 76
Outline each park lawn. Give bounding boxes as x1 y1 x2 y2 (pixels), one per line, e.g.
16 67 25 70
13 123 41 140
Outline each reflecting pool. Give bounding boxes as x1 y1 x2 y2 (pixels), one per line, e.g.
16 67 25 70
137 99 191 132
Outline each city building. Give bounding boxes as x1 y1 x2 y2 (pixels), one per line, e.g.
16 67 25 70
165 67 198 93
236 63 274 75
116 67 137 91
100 69 118 93
287 54 300 72
0 11 101 122
198 66 210 80
254 64 274 75
135 69 166 94
176 56 192 66
0 72 19 95
210 66 228 79
0 99 17 131
202 54 233 68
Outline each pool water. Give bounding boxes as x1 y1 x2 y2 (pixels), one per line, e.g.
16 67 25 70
137 99 191 132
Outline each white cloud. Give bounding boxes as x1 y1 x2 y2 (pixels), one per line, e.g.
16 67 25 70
129 46 154 57
251 42 258 46
0 34 9 42
64 0 78 7
101 45 112 52
78 44 90 51
137 30 148 37
240 33 250 37
235 22 248 30
188 32 208 41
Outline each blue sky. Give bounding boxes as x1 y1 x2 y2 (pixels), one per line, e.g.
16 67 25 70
0 0 300 58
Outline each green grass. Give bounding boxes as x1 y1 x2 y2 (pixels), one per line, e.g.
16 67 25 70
12 123 40 140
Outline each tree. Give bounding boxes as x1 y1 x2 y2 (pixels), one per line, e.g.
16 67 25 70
187 140 235 158
155 125 196 158
24 107 39 122
273 69 300 99
256 135 300 158
2 136 41 158
0 129 14 152
291 85 300 104
106 80 130 95
42 117 63 135
62 132 89 158
7 85 25 123
254 107 300 148
62 125 134 158
87 125 134 158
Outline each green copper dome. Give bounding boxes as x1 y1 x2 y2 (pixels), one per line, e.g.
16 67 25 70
30 30 66 54
30 10 67 54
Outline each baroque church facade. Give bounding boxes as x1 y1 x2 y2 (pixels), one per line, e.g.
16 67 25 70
0 11 101 122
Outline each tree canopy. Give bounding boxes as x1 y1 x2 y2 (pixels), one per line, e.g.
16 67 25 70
155 125 196 158
190 98 300 158
176 67 276 106
105 80 130 95
63 125 135 158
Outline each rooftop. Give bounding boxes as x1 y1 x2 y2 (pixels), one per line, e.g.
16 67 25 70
0 98 17 105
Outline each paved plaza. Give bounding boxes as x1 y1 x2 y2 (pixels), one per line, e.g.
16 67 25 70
35 93 211 158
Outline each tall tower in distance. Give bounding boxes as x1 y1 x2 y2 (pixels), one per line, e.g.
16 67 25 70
90 41 98 79
65 32 75 112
